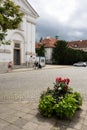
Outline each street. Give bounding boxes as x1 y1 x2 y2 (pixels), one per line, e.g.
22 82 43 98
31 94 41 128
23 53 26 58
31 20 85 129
0 66 87 102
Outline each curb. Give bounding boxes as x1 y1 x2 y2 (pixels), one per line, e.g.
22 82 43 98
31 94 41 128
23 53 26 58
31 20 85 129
0 65 72 74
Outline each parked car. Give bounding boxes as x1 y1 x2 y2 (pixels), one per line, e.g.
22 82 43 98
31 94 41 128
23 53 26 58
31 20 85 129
73 62 87 67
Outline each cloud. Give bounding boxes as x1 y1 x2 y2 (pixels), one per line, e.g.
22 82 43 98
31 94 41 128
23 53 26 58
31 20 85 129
29 0 87 41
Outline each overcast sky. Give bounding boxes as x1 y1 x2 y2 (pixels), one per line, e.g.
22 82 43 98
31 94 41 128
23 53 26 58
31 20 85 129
28 0 87 41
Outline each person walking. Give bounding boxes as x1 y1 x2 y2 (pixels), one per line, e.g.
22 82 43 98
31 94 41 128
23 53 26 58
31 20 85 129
7 61 13 72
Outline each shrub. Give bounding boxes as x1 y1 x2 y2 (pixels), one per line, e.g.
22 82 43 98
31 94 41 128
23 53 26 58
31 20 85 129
73 92 83 106
40 87 54 100
38 77 83 119
39 95 56 117
54 94 78 119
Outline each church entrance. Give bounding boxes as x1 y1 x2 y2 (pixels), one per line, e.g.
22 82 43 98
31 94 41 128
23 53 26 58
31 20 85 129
14 49 20 65
14 43 21 65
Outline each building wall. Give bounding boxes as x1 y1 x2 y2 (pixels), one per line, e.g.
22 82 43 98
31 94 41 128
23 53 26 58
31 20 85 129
45 48 53 64
0 0 38 71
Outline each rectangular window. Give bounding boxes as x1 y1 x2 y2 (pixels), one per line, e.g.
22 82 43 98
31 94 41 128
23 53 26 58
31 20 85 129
14 43 20 48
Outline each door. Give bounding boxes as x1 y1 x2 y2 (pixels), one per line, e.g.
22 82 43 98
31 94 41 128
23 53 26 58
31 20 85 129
14 49 20 65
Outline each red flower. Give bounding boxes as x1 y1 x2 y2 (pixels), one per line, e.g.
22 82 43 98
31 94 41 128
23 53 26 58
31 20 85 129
62 79 66 83
56 77 62 83
64 86 67 91
66 78 70 85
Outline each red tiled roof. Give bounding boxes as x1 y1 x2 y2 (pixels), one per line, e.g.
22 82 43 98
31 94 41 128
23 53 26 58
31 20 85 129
35 43 42 49
42 38 57 48
35 37 57 49
68 40 87 48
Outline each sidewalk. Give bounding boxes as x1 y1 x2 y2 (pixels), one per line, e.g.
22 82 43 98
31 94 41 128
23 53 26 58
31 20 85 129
0 64 72 74
12 65 71 73
0 99 87 130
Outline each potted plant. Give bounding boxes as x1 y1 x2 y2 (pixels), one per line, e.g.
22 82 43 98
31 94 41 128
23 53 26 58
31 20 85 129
39 77 83 119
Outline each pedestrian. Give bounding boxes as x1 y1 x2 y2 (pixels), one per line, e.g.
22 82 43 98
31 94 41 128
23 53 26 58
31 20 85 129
34 61 38 69
7 61 13 72
38 63 42 69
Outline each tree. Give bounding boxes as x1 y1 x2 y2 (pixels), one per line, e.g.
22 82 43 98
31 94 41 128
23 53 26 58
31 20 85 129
55 35 59 40
39 37 43 42
52 40 67 64
36 44 45 56
52 40 87 65
0 0 23 44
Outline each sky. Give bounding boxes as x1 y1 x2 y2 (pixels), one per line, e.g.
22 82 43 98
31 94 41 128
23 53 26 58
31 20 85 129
28 0 87 42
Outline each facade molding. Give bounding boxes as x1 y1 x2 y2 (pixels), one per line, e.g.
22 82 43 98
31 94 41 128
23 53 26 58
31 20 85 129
0 49 11 54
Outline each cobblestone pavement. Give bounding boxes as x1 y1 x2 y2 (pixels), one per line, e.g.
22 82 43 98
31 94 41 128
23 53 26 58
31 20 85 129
0 65 87 130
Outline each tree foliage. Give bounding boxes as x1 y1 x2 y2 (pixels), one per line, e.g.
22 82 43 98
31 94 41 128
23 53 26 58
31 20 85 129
52 40 87 65
0 0 23 44
52 40 68 64
36 44 45 56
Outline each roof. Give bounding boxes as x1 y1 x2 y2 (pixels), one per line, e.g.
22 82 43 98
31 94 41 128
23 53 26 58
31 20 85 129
68 40 87 48
36 37 57 49
14 0 39 18
35 43 42 49
26 0 39 18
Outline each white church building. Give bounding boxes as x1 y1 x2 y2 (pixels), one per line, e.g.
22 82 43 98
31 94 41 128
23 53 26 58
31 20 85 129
0 0 39 71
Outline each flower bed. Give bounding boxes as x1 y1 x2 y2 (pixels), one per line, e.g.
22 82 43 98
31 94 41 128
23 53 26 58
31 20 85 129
38 77 83 119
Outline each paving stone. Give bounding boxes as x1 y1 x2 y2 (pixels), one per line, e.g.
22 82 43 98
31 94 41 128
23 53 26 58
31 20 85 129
4 115 19 123
12 118 28 129
0 113 10 119
27 108 39 115
23 121 38 130
71 114 84 123
0 107 11 114
83 118 87 126
3 109 16 116
82 125 87 130
13 111 26 117
1 124 22 130
55 119 70 126
8 104 24 111
23 102 38 109
0 119 9 129
13 106 25 111
37 124 53 130
84 116 87 120
0 108 16 119
66 128 77 130
50 127 59 130
23 114 34 121
81 102 87 110
50 124 67 130
31 116 47 125
20 107 31 113
44 117 57 127
28 103 38 110
10 103 24 107
69 121 83 130
80 110 87 118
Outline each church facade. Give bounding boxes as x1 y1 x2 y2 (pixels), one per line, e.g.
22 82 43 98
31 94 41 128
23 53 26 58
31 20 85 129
0 0 39 70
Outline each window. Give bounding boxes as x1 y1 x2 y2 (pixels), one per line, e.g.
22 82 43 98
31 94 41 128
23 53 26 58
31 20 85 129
14 43 20 48
74 44 78 48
